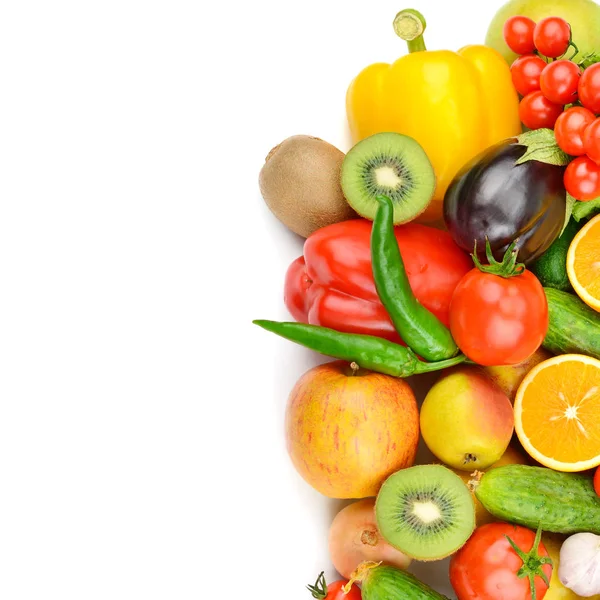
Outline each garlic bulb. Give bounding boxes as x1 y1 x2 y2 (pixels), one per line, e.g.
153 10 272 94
559 532 600 597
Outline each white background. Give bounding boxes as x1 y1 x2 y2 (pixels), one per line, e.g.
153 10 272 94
0 1 507 598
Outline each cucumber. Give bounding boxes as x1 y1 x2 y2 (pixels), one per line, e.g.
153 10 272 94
531 218 582 291
352 563 448 600
543 288 600 360
475 465 600 534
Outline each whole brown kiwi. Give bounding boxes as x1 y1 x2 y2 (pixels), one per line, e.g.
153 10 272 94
258 135 356 237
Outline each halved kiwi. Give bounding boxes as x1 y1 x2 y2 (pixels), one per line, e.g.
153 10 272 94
341 132 435 224
375 464 475 561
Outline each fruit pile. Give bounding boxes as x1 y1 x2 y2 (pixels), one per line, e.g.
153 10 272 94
257 3 600 600
506 14 600 203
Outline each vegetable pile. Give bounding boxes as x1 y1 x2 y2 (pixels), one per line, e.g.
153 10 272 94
257 4 600 599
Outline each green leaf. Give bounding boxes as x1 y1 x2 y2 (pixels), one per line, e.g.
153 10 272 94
578 51 600 69
561 193 577 236
573 197 600 222
515 129 571 166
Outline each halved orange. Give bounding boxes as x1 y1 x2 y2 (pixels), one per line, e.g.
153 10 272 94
567 213 600 312
514 354 600 472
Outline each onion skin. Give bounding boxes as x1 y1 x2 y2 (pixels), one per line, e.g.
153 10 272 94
328 498 411 579
559 533 600 597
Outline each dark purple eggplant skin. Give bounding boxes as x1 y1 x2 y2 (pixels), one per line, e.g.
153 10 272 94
443 140 566 265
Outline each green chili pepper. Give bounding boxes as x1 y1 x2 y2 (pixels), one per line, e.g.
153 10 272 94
371 195 459 361
253 320 466 377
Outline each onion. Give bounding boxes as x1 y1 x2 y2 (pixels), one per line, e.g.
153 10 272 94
559 532 600 597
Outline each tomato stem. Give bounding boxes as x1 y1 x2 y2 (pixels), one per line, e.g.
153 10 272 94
393 9 427 53
471 238 526 279
504 525 553 600
307 572 328 599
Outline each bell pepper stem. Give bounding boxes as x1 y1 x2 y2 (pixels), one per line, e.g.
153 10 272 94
393 8 427 53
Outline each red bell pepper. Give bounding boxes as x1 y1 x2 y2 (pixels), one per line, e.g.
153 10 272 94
284 219 472 343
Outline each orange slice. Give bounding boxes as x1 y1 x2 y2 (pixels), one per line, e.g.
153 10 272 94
514 354 600 472
567 213 600 312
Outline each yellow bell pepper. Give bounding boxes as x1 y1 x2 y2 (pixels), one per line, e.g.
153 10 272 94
346 9 521 222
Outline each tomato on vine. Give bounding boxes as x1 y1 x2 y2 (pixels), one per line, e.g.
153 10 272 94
564 155 600 201
511 55 546 97
307 572 361 600
540 60 580 104
555 107 596 156
579 63 600 114
594 467 600 497
503 16 536 55
519 91 563 130
533 17 572 58
583 118 600 165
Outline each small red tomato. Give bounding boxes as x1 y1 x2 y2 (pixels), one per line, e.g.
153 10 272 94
519 91 563 130
534 17 571 58
594 467 600 497
503 16 536 55
511 55 546 96
450 523 552 600
554 106 596 156
540 60 580 104
307 572 361 600
579 63 600 114
564 155 600 201
584 118 600 164
449 244 548 366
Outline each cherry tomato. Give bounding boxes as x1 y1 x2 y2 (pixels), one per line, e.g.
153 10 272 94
540 60 580 104
449 252 548 366
450 523 552 600
579 63 600 114
564 155 600 201
533 17 571 58
519 91 563 130
584 118 600 164
594 467 600 497
307 572 361 600
511 55 546 96
554 106 595 156
503 16 536 55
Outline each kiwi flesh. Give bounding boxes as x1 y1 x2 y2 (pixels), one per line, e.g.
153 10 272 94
259 135 357 238
341 132 435 224
375 464 475 561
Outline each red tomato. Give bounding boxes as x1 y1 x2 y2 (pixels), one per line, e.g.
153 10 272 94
503 16 536 55
540 60 580 104
594 467 600 497
564 155 600 201
511 55 546 96
450 523 552 600
533 17 571 58
579 63 600 113
554 106 595 156
450 260 548 366
519 91 563 131
307 573 361 600
583 117 600 164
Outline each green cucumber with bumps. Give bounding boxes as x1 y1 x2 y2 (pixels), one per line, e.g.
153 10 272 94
543 288 600 360
347 563 448 600
475 465 600 534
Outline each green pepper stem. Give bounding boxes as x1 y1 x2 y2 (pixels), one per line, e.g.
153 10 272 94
393 9 427 53
414 354 466 374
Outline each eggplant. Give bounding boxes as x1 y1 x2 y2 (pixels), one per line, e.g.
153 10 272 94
443 140 566 265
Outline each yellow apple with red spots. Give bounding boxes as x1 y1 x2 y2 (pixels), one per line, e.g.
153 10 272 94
420 366 514 471
484 348 553 403
285 361 419 499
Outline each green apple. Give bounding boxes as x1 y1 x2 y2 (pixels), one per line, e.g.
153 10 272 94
486 0 600 64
